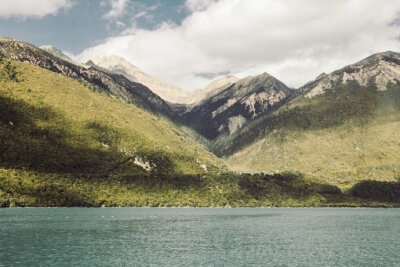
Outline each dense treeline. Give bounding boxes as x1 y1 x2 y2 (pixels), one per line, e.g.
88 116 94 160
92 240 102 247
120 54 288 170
1 170 398 207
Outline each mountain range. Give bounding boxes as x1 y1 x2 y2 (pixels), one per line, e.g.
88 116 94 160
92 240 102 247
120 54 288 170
0 36 399 207
90 55 196 104
226 51 400 187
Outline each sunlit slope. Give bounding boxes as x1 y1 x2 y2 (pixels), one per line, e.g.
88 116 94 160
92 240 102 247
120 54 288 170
0 60 224 177
227 82 400 188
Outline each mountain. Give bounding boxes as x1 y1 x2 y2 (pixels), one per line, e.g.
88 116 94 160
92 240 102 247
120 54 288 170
169 76 239 116
202 75 239 98
40 45 76 64
183 72 293 140
0 37 177 121
315 72 328 80
225 51 400 188
302 51 400 97
92 57 240 105
91 55 193 104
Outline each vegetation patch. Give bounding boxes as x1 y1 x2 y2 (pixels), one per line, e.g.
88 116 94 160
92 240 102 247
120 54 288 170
348 180 400 202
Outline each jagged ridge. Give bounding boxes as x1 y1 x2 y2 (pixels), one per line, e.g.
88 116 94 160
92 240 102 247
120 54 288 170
183 72 294 140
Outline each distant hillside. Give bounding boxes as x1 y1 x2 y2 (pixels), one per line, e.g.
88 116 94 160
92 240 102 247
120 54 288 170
91 55 194 104
40 45 76 64
226 52 400 188
183 72 293 140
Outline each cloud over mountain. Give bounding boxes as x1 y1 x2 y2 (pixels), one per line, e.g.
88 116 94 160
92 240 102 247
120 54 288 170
78 0 400 90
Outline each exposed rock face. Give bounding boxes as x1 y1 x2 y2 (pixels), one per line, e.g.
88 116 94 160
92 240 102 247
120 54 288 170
91 55 193 104
228 115 247 134
302 51 400 97
0 37 177 120
183 72 293 140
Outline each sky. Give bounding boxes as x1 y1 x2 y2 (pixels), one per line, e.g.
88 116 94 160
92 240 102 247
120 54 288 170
0 0 400 91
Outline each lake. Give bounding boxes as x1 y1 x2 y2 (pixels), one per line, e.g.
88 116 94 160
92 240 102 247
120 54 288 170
0 208 399 266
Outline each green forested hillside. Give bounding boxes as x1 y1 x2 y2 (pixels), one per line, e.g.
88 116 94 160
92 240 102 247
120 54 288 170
0 60 224 175
0 60 227 206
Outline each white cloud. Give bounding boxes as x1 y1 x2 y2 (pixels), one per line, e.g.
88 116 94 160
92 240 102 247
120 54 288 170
185 0 216 12
79 0 400 90
103 0 129 20
0 0 72 19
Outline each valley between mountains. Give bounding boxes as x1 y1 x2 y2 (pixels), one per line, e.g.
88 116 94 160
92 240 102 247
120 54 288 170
0 36 399 207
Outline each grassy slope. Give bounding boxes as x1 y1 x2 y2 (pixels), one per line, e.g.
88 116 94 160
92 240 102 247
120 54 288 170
0 60 232 206
0 60 223 174
227 82 400 189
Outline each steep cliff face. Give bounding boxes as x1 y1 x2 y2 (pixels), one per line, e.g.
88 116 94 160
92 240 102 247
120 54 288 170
0 37 178 121
183 72 293 140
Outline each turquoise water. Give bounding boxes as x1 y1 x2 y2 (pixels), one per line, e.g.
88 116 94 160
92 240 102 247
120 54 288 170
0 208 399 266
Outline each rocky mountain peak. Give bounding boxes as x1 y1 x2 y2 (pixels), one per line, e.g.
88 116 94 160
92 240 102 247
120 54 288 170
204 75 239 94
84 60 95 67
92 55 143 76
198 75 240 101
316 72 328 80
183 71 293 140
303 51 400 97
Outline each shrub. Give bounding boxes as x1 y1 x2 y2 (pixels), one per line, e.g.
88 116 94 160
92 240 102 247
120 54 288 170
0 60 19 82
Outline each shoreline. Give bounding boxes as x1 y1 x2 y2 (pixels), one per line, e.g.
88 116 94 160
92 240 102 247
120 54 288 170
2 204 398 208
